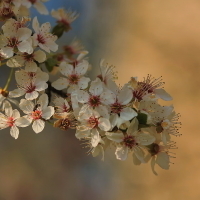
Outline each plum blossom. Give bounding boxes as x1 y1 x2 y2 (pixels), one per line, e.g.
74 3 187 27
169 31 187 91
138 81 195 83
19 93 54 133
32 17 58 53
52 60 90 93
9 68 49 100
0 105 30 139
106 118 155 162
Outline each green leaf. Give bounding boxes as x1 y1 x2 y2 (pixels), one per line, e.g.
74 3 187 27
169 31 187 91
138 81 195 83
45 57 58 72
137 112 148 125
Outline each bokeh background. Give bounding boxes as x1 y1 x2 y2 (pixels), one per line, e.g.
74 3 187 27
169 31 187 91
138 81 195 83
0 0 199 199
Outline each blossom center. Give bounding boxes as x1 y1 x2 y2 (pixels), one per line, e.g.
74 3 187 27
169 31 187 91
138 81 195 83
88 116 99 128
37 34 46 44
88 95 101 108
31 110 42 120
111 102 123 114
123 135 136 149
148 143 160 156
7 37 20 48
68 74 79 84
25 83 36 93
22 53 34 62
7 117 14 127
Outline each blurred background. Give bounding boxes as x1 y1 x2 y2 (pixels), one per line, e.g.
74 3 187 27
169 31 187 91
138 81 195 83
0 0 199 199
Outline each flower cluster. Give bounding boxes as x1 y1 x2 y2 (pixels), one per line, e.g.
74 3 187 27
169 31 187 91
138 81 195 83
0 0 181 175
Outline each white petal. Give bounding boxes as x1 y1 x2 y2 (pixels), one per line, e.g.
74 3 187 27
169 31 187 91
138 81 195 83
15 117 31 127
156 152 170 170
75 129 90 139
10 125 19 139
89 78 103 96
127 118 139 135
32 17 40 33
91 129 101 147
34 2 49 15
115 146 128 161
37 93 48 109
78 77 90 89
136 133 155 145
100 90 116 105
120 107 138 121
132 153 142 165
77 90 89 103
25 61 38 72
105 131 124 143
133 147 145 163
17 28 32 41
19 99 34 114
18 40 33 54
25 91 38 100
151 156 158 175
59 62 73 76
118 86 133 105
34 50 46 63
32 119 45 133
155 89 173 101
98 118 111 131
42 106 54 120
12 109 20 120
52 77 69 90
75 60 89 76
9 89 25 98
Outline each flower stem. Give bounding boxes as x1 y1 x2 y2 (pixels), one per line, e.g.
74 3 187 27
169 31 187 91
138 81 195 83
3 68 14 91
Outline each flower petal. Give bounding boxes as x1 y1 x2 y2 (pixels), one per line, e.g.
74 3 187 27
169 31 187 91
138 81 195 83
32 119 45 133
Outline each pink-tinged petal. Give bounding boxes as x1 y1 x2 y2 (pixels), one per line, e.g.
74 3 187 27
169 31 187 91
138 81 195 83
155 89 173 101
91 129 101 147
120 107 137 121
19 99 34 114
15 117 31 127
59 62 73 76
156 152 170 170
77 90 89 103
18 40 33 54
34 2 49 15
78 77 90 89
37 93 48 109
34 50 46 63
12 109 20 120
25 91 38 100
10 125 19 139
115 146 128 161
75 60 89 76
98 118 111 131
52 77 69 90
118 86 133 105
32 119 45 133
17 28 32 41
41 106 54 120
105 131 124 143
32 17 40 33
